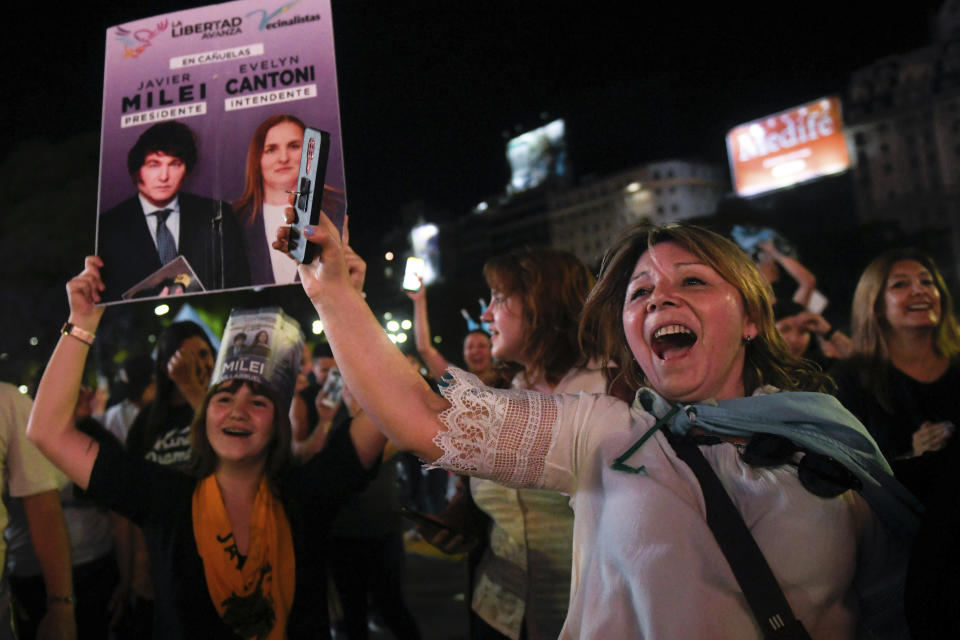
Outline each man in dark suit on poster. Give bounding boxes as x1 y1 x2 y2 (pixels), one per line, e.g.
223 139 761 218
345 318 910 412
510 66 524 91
97 120 250 302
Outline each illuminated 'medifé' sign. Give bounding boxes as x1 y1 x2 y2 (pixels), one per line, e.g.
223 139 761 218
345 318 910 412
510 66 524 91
726 97 850 197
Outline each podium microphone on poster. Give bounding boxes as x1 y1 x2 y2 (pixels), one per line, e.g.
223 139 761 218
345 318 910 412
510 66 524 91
212 200 225 289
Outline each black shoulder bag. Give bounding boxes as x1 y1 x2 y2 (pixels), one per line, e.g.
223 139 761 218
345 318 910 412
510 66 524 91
668 434 812 640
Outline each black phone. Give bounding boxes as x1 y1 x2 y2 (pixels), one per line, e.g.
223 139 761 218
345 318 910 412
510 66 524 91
289 126 332 264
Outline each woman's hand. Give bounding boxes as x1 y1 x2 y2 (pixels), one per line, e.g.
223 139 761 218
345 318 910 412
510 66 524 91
340 216 366 293
66 256 106 332
796 311 831 336
35 604 77 640
758 240 780 258
167 341 212 410
314 390 340 425
405 278 425 302
273 200 357 304
294 371 309 394
421 525 476 555
912 420 954 456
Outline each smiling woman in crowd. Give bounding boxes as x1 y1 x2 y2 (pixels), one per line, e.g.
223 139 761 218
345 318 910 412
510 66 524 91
831 248 960 460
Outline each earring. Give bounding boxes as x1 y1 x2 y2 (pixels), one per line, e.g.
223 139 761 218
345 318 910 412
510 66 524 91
743 334 755 344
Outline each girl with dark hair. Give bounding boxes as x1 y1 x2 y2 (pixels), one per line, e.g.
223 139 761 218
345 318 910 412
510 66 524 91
113 322 215 634
288 215 919 639
125 321 214 465
28 255 385 639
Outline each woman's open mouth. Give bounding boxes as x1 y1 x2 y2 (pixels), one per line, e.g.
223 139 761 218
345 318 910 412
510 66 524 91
651 324 697 360
222 427 252 438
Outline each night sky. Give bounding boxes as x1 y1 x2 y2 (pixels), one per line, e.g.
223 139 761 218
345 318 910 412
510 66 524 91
6 1 946 235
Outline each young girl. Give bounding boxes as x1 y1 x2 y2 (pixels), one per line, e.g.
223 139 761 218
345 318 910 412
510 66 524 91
28 255 385 639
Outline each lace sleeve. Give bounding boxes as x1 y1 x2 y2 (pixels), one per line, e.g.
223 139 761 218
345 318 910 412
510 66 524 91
429 368 562 489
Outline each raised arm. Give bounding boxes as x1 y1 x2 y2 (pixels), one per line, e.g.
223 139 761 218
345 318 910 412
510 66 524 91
275 214 448 461
348 410 389 469
26 257 105 489
407 284 451 380
760 240 816 308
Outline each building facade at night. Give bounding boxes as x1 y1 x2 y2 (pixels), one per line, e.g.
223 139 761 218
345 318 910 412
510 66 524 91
547 160 726 267
844 1 960 278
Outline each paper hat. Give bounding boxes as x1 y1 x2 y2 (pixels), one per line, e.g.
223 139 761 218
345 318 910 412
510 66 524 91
211 307 305 408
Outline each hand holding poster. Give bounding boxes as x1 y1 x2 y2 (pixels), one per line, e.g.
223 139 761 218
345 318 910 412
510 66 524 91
96 0 345 304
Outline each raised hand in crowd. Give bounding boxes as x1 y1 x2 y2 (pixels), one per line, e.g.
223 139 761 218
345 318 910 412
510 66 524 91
912 420 954 457
165 338 213 410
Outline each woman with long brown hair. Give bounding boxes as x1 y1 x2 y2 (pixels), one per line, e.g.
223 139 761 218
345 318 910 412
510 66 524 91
832 248 960 460
234 114 344 286
234 113 305 285
448 248 605 640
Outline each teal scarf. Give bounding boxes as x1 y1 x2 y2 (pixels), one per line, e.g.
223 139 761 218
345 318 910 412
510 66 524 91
633 387 923 542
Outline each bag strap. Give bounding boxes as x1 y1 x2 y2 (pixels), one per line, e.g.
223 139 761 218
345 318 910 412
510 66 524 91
668 434 812 640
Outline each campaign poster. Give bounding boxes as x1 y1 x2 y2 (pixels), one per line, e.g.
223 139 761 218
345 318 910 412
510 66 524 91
213 307 304 402
96 0 345 304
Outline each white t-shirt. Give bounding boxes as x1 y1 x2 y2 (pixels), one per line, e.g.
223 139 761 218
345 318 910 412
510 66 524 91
103 399 141 444
261 202 299 284
0 384 67 568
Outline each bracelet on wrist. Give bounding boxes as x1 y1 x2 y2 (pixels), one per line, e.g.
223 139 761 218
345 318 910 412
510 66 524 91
61 322 95 346
46 594 76 607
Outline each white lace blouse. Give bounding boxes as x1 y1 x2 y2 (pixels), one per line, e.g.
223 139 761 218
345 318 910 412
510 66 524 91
468 366 607 640
431 368 908 640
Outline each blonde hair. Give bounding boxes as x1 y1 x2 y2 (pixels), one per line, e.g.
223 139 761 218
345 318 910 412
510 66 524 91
580 223 831 398
851 248 960 361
